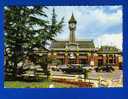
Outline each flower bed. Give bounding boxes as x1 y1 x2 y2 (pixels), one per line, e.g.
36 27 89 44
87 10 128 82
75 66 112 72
52 78 93 88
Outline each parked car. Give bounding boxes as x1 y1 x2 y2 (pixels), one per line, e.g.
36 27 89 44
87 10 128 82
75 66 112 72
119 63 122 70
58 64 68 70
81 64 92 70
49 65 58 71
60 64 84 74
95 64 114 72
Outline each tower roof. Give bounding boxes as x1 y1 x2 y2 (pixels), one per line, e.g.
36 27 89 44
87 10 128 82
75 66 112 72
69 13 77 23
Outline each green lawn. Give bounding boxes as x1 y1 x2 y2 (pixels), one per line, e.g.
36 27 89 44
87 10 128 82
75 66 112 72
4 80 78 88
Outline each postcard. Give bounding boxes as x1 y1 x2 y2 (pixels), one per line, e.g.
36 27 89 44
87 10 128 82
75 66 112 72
0 0 128 99
4 6 123 88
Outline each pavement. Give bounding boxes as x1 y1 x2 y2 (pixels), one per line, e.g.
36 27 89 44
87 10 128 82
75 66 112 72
50 69 123 87
88 70 122 80
51 70 122 80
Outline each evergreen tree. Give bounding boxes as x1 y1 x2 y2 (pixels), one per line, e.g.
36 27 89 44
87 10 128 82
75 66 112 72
4 6 64 80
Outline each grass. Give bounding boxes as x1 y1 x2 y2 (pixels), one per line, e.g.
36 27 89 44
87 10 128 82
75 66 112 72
4 80 78 88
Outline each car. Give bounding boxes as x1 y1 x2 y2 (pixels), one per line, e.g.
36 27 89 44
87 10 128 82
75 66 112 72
95 64 115 72
58 64 68 69
119 63 122 70
81 64 92 70
95 66 103 72
58 64 68 72
60 64 84 74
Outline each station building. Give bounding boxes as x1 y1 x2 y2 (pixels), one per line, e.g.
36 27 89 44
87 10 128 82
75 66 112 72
48 14 122 67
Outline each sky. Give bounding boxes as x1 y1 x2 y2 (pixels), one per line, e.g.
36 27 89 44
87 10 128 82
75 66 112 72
46 6 122 50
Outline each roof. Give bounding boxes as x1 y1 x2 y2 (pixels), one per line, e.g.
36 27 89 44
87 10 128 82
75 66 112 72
51 40 95 49
98 46 121 54
51 41 68 48
69 13 77 24
76 41 95 48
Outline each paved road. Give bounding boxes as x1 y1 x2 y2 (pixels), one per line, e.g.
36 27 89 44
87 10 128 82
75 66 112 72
88 70 122 80
51 70 122 80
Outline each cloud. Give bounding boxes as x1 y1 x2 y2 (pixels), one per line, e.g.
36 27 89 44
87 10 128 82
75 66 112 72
94 33 122 50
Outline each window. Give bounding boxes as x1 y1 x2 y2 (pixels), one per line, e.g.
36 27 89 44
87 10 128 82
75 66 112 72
79 59 88 64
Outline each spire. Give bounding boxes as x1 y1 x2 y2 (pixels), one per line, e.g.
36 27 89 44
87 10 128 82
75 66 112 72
69 13 77 24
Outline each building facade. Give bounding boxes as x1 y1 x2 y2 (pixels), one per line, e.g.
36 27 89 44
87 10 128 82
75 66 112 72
48 14 122 67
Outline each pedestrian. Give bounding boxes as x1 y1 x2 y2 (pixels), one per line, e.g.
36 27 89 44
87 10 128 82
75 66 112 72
49 84 55 88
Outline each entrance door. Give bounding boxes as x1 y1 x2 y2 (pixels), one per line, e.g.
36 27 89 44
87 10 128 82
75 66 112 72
79 59 88 64
69 59 76 64
98 59 103 66
98 55 104 66
59 59 64 65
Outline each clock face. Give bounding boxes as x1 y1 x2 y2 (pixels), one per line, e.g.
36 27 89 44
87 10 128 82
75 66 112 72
69 23 75 28
69 45 76 50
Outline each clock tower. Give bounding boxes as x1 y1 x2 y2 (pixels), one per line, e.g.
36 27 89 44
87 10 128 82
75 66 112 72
68 13 77 43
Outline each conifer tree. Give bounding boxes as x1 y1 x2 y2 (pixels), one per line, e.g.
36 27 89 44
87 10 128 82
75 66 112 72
4 6 64 80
